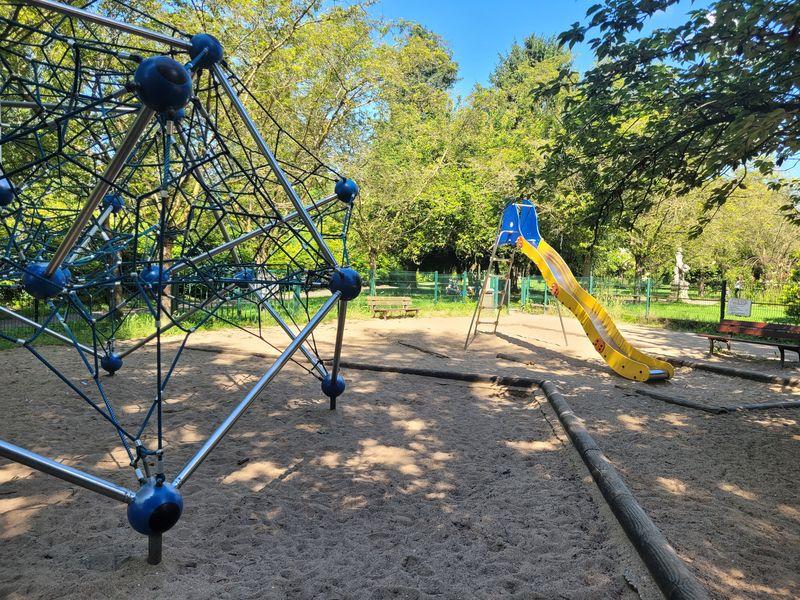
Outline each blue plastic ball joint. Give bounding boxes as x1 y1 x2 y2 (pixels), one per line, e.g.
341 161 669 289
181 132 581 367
100 352 123 375
321 374 346 398
321 373 345 410
0 177 15 207
127 479 184 537
234 268 255 289
22 262 68 299
189 33 224 71
133 56 193 114
328 267 362 301
140 265 170 289
103 192 125 214
334 178 359 204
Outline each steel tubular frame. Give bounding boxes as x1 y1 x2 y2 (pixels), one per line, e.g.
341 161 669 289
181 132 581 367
0 437 135 503
0 0 355 566
23 0 193 50
211 64 339 269
45 107 155 277
172 292 340 488
0 305 96 354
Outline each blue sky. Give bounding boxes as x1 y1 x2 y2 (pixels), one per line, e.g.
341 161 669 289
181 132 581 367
369 0 712 99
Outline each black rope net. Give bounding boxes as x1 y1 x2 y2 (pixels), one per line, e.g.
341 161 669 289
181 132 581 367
0 0 355 479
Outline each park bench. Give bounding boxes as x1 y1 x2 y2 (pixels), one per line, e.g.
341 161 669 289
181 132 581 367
366 296 419 319
700 319 800 367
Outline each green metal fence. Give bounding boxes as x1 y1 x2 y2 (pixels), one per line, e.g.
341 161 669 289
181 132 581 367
0 271 796 345
365 270 798 326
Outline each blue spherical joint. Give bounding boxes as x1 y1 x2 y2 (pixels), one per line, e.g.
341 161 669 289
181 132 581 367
328 267 361 301
321 374 346 399
334 178 359 204
0 177 15 207
134 56 193 114
189 34 224 71
22 262 68 299
234 268 255 289
100 352 123 375
103 193 125 214
140 265 170 290
127 480 183 536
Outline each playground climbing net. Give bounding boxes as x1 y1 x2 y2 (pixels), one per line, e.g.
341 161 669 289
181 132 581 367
0 0 362 563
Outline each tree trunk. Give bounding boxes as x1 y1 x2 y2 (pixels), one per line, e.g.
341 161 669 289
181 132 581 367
633 259 645 303
581 251 593 278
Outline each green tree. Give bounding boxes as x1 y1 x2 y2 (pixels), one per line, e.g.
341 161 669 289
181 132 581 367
781 254 800 318
345 23 459 272
545 0 800 226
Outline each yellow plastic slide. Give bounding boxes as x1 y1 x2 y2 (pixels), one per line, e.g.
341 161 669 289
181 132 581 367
517 237 673 382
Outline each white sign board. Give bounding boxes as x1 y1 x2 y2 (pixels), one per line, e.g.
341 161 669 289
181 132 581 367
727 298 752 317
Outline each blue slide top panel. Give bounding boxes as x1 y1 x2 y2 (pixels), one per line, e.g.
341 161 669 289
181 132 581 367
497 200 542 247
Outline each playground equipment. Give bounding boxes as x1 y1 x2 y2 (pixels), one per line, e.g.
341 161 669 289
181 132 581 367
0 0 360 563
466 201 673 382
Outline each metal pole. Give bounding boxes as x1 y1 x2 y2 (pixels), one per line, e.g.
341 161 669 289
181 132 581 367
211 64 338 268
433 271 438 304
148 534 162 565
172 128 328 378
554 296 569 347
24 0 193 50
168 194 338 275
45 107 155 277
719 280 727 322
645 278 652 319
327 298 348 410
66 204 114 262
0 437 135 504
172 293 340 488
0 305 96 354
259 298 327 379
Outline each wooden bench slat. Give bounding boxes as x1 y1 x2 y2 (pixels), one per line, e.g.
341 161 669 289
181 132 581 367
718 319 800 339
700 319 800 367
366 296 418 319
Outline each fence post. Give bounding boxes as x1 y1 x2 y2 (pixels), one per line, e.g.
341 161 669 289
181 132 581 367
521 277 528 307
719 280 727 322
369 270 376 296
433 271 438 304
462 272 468 302
589 274 594 295
544 282 549 308
645 278 651 319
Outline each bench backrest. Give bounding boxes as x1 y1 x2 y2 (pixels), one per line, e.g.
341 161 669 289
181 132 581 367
718 319 800 341
367 296 413 307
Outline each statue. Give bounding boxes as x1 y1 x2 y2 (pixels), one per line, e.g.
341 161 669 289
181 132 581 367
672 248 691 301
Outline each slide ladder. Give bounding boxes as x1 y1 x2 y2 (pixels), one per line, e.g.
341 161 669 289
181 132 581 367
465 224 517 350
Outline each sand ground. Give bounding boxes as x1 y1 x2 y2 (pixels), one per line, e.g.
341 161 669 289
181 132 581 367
1 309 798 599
